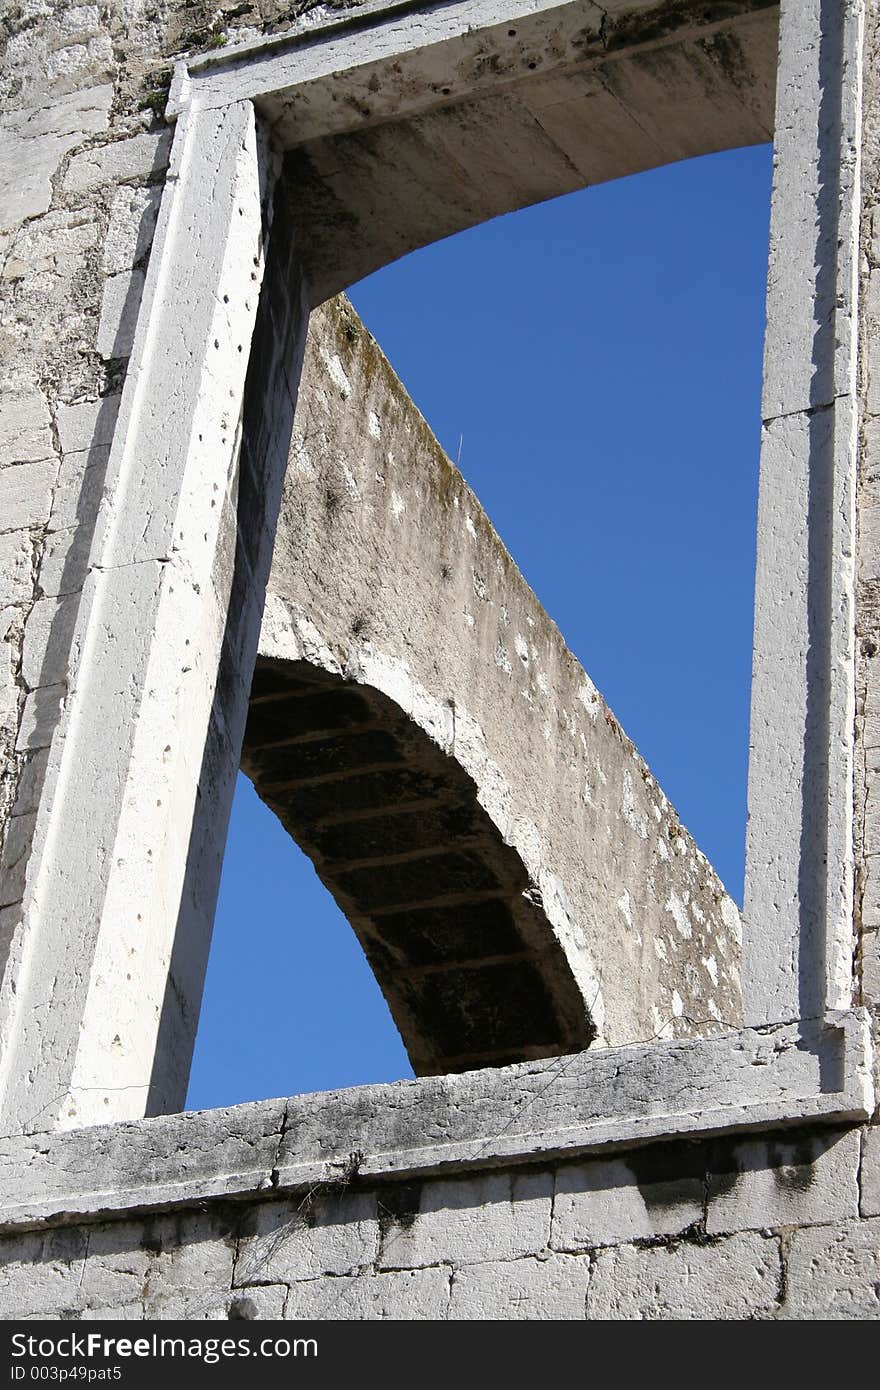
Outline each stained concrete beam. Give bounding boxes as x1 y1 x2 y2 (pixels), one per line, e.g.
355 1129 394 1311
0 1013 870 1232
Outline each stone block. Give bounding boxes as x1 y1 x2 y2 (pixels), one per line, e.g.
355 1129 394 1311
377 1171 551 1270
287 1267 451 1320
1 460 58 532
15 683 65 751
588 1232 781 1320
0 813 37 909
551 1151 704 1251
96 269 145 360
860 1126 880 1217
225 1286 288 1321
64 130 171 193
782 1218 880 1318
39 525 91 598
2 212 99 283
76 1222 152 1312
236 1192 379 1284
859 857 880 938
0 1228 87 1319
22 594 79 690
860 503 880 586
103 185 161 274
146 1284 288 1321
866 268 880 420
11 747 50 816
55 396 119 455
0 391 52 465
45 34 114 90
448 1253 589 1319
705 1129 861 1234
0 85 112 232
861 929 880 1004
155 1218 235 1283
0 531 34 606
48 444 109 531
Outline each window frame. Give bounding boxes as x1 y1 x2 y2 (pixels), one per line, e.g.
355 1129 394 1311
0 0 872 1149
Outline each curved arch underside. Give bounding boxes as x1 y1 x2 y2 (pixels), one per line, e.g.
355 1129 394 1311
242 658 595 1075
269 0 779 303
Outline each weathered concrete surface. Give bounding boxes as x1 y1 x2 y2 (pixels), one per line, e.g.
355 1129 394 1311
253 295 743 1065
0 1112 874 1319
220 0 781 301
0 1015 869 1232
744 0 863 1028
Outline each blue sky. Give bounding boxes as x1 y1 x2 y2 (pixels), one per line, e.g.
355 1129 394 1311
185 143 774 1112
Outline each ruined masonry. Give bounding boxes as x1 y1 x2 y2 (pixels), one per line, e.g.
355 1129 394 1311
0 0 877 1319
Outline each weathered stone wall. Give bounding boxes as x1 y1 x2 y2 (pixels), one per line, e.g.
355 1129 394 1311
1 0 879 1322
857 6 880 1017
0 1115 875 1319
854 0 880 1249
0 0 356 1012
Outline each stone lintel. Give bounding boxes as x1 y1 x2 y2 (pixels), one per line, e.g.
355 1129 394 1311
0 1011 870 1234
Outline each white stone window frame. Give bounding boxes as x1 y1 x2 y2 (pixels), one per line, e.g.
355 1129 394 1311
0 0 873 1175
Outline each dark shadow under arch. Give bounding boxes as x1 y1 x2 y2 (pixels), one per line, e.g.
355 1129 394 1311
242 656 596 1075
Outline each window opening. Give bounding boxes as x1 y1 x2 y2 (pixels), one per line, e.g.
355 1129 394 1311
190 145 771 1107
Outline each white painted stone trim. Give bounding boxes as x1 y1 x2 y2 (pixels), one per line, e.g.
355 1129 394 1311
0 101 274 1132
0 1013 872 1231
743 0 864 1024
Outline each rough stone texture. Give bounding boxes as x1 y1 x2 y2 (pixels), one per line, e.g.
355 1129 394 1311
376 1171 552 1270
781 1219 880 1319
588 1231 782 1320
236 1191 380 1283
0 458 57 532
448 1254 590 1320
705 1130 862 1234
859 1125 880 1217
551 1153 704 1250
286 1267 451 1321
0 1119 871 1320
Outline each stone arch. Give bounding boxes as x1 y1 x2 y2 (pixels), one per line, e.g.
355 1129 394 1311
226 3 777 1074
225 2 777 1077
272 2 778 304
242 658 595 1075
239 291 741 1078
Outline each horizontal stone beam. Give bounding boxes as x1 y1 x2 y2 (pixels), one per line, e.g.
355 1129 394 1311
0 1010 871 1233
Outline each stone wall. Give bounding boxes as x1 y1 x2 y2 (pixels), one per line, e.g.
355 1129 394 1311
0 1107 875 1319
1 0 879 1321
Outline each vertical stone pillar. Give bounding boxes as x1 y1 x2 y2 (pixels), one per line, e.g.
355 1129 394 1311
0 102 308 1131
743 0 862 1025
